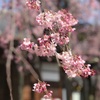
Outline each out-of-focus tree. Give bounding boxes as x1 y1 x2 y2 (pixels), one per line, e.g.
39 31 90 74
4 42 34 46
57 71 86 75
69 0 100 59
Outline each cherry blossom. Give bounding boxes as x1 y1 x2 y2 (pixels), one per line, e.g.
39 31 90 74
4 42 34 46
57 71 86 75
33 81 53 99
43 90 53 99
81 65 96 77
24 0 96 98
50 33 69 45
0 0 97 100
36 9 78 32
36 10 57 28
57 9 78 26
57 51 95 77
34 35 56 56
20 38 33 51
26 0 41 10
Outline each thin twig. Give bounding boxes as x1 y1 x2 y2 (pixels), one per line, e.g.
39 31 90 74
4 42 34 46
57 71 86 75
6 41 14 100
6 0 16 100
13 48 39 80
55 53 61 67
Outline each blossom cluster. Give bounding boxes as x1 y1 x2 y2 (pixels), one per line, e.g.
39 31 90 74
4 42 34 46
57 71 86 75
56 51 95 77
33 82 53 99
19 0 95 98
26 0 40 10
34 35 56 56
36 9 78 32
20 38 33 51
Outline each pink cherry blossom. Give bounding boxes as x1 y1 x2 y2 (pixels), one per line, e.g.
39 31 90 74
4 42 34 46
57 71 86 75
43 90 53 99
26 0 41 10
57 51 95 77
33 82 53 99
33 82 48 93
20 38 33 51
34 35 56 56
57 9 78 26
21 1 95 97
50 33 69 45
36 9 78 32
36 10 57 28
81 65 96 77
0 0 97 100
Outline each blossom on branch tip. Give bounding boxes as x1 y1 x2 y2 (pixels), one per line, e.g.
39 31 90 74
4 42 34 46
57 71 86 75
33 82 53 99
58 9 78 26
36 9 78 32
20 38 33 51
43 90 53 99
26 0 41 10
57 51 95 78
50 33 69 45
34 35 56 56
36 10 56 28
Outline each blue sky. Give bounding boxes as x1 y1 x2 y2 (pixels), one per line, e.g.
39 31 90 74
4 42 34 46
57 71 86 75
0 0 100 25
0 0 3 8
0 0 10 8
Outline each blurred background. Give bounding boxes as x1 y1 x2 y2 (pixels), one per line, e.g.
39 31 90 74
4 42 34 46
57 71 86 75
0 0 100 100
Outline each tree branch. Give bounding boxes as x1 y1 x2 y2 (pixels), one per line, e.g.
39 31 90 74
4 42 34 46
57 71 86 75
6 41 14 100
13 48 39 81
